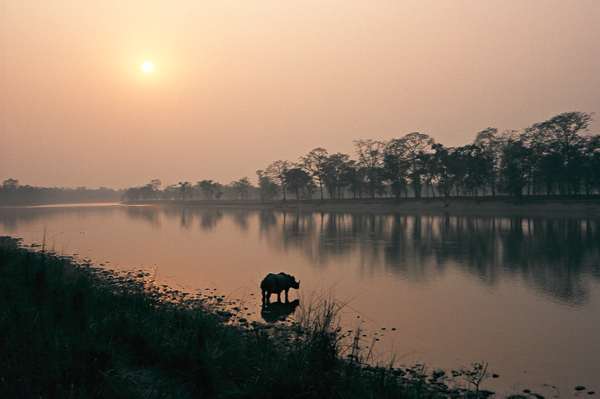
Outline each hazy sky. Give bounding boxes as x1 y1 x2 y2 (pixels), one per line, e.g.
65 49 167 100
1 0 599 188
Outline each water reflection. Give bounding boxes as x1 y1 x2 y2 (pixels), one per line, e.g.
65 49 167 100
3 204 600 393
261 299 300 323
1 205 599 305
0 205 119 232
259 210 599 305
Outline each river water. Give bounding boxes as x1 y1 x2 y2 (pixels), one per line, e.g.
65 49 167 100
1 203 599 397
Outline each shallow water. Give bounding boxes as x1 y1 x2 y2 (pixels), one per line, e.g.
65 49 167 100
1 204 599 397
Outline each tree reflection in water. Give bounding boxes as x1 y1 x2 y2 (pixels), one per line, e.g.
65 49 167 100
1 206 598 305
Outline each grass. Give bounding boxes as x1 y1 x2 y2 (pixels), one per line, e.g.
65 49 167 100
0 236 465 399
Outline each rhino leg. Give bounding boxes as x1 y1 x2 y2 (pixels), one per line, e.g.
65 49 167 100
285 289 289 302
277 291 281 302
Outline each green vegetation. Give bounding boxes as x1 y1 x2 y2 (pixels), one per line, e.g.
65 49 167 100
0 236 460 399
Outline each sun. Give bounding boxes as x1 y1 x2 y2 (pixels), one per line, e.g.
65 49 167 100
140 60 155 74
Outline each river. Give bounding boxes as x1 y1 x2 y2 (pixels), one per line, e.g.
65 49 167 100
1 203 599 397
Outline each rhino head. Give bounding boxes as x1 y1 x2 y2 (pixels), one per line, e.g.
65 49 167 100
291 277 300 289
281 272 300 289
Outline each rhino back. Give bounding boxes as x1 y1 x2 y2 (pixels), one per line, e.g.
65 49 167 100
261 273 290 292
260 273 279 291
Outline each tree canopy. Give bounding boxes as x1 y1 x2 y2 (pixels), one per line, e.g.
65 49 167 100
116 111 599 202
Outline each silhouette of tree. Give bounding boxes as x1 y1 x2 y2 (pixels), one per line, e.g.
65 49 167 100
460 145 491 196
384 139 410 199
113 110 600 203
196 180 219 200
0 180 121 205
265 160 291 201
2 178 19 190
176 182 192 200
525 112 592 195
340 160 363 199
301 147 329 200
431 144 453 198
581 136 600 195
354 139 386 198
322 153 351 199
399 132 435 198
256 170 279 201
473 128 501 196
500 140 532 197
230 177 253 200
284 168 313 200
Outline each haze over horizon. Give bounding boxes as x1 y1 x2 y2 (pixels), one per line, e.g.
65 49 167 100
2 0 600 188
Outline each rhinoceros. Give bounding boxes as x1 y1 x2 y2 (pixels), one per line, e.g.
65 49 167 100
260 272 300 303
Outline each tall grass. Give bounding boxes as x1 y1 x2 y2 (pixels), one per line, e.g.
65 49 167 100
0 236 448 398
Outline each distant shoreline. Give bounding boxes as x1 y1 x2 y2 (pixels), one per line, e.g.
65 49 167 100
123 196 600 217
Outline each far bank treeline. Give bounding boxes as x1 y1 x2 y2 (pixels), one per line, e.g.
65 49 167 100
123 112 600 202
0 180 122 206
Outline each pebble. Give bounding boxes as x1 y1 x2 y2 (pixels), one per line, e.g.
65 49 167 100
576 386 587 391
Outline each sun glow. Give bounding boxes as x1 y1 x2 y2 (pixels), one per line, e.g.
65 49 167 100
140 60 155 74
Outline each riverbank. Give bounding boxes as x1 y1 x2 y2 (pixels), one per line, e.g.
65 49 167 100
124 197 600 217
0 236 485 399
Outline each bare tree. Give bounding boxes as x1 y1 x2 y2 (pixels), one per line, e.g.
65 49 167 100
265 160 291 200
256 170 279 201
354 139 386 198
301 147 329 200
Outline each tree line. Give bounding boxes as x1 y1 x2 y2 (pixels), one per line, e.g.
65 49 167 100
122 178 257 202
122 111 599 201
0 179 122 205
